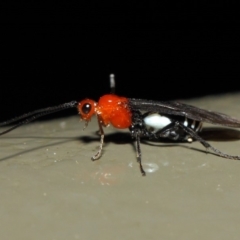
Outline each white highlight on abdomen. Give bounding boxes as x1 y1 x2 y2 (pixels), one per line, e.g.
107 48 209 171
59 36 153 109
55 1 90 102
143 113 171 132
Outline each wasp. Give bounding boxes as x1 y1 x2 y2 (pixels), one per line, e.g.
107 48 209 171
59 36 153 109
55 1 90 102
1 74 240 175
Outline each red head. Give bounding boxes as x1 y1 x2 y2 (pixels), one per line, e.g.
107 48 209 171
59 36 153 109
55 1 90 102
78 94 132 129
78 99 97 121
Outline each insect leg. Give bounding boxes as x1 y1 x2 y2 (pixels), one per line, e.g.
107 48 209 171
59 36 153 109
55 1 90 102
91 116 105 160
156 122 180 140
134 129 146 176
176 122 240 160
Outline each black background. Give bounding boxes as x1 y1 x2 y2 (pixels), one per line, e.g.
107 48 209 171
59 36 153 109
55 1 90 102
1 3 239 122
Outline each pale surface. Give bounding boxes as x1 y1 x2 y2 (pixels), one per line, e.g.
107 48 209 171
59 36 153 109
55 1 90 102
1 93 240 240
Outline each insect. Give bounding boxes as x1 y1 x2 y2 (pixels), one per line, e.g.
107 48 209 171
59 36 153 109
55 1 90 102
1 74 240 176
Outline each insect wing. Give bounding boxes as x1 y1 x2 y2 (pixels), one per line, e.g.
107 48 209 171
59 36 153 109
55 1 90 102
128 99 240 128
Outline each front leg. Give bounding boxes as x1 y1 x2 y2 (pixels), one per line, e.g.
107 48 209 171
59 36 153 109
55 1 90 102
91 116 105 160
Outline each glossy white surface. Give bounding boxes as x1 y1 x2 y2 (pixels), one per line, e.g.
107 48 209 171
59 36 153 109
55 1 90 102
144 113 171 132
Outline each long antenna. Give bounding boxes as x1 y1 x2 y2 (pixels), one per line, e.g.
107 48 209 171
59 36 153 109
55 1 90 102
0 101 78 136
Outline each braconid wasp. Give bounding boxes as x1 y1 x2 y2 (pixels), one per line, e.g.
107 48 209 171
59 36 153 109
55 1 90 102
1 74 240 176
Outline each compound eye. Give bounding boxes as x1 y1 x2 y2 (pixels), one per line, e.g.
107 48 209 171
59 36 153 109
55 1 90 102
82 103 92 114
